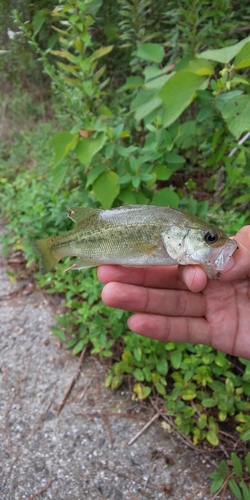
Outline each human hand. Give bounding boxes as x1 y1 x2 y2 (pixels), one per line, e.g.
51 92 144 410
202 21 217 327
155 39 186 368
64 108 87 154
97 226 250 359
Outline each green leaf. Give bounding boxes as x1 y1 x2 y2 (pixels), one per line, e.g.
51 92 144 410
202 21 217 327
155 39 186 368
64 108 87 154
216 90 243 111
206 430 219 446
98 104 113 118
187 58 214 76
219 411 227 422
157 70 207 128
218 459 228 478
210 476 224 494
50 162 68 192
231 453 243 477
243 363 250 382
118 189 137 204
133 368 145 381
115 144 138 157
170 350 182 369
89 45 113 61
111 375 123 389
156 359 168 376
65 338 78 349
181 385 197 400
50 49 78 64
153 165 173 181
136 42 165 63
104 22 118 41
140 386 151 399
133 347 142 362
165 153 185 165
134 97 162 121
93 171 120 208
197 414 207 429
133 383 151 399
225 377 234 394
47 33 59 50
221 95 250 140
75 132 106 167
165 342 175 351
202 398 217 408
86 0 103 16
154 382 166 395
152 187 179 209
119 76 144 91
131 88 157 109
239 481 250 500
215 351 227 367
142 367 152 382
50 131 78 166
86 165 106 187
231 76 250 86
144 64 170 82
51 325 66 341
72 339 87 355
184 369 194 382
208 416 219 434
145 73 172 90
228 479 243 500
197 35 250 63
241 428 250 442
32 9 50 35
245 453 250 473
235 42 250 69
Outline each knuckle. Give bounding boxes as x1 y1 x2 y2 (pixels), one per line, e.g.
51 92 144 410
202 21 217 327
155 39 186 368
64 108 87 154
175 291 187 316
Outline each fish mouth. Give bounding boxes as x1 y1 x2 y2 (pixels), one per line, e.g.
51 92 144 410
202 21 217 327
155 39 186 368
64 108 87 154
210 239 238 271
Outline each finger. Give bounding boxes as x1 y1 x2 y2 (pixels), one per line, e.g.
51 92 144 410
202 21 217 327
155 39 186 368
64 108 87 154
127 313 212 346
179 265 208 293
97 265 187 290
219 226 250 281
101 282 205 317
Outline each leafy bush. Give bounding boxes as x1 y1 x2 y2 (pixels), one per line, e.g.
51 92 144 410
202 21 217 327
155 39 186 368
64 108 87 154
14 0 250 213
0 0 56 89
1 0 250 465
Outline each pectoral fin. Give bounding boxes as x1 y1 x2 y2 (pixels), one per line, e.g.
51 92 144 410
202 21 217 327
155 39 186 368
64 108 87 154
66 206 100 224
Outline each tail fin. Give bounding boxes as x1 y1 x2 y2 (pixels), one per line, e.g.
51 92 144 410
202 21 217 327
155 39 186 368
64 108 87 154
33 237 59 275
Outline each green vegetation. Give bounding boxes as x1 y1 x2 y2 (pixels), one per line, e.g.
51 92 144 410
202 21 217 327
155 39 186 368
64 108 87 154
210 452 250 499
1 0 250 495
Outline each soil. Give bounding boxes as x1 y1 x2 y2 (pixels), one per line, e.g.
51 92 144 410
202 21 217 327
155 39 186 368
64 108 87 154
0 236 234 500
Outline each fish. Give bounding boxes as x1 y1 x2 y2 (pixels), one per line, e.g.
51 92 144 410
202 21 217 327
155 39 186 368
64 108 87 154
33 204 238 278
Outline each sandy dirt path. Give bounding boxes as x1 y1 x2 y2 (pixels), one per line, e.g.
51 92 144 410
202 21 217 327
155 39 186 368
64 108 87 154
0 243 233 500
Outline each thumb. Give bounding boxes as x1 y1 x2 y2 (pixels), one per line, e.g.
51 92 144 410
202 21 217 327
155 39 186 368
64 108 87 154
179 265 208 292
219 225 250 282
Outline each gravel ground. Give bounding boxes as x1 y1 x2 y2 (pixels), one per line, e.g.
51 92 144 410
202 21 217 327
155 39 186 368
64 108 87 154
0 240 234 500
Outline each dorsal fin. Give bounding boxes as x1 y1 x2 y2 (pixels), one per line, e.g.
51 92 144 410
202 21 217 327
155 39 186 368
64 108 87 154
66 206 100 224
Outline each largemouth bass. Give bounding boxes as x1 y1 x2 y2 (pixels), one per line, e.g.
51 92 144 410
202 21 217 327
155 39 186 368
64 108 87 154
33 205 237 278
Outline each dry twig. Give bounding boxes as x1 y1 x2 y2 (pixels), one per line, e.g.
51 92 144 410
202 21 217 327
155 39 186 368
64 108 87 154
26 480 53 500
103 460 165 494
73 410 136 419
2 458 18 488
101 413 114 448
128 412 160 446
57 346 87 415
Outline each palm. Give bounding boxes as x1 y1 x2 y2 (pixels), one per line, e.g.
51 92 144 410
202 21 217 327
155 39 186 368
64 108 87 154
98 263 250 359
201 278 250 357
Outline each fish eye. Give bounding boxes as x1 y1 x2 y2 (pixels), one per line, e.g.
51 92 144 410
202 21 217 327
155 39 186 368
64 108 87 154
205 231 218 244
